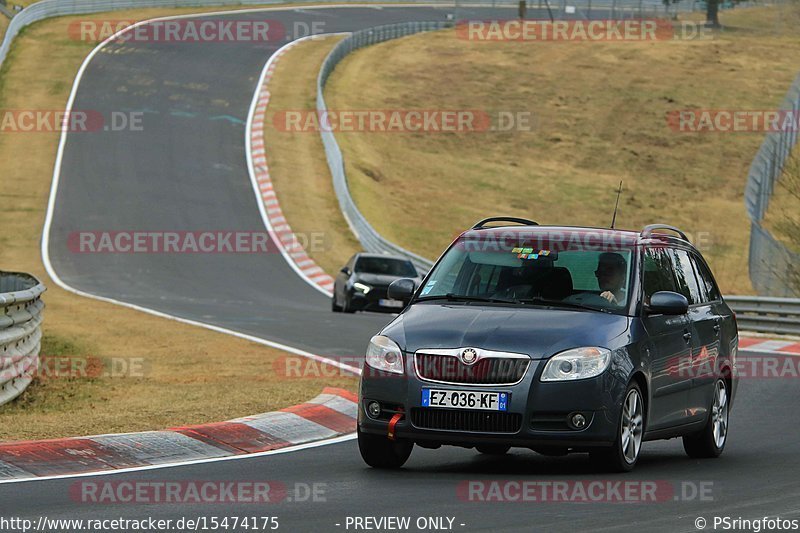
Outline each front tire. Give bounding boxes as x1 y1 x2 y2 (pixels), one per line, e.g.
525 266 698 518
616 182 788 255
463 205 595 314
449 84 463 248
331 293 342 312
357 427 413 469
683 378 728 458
590 382 644 472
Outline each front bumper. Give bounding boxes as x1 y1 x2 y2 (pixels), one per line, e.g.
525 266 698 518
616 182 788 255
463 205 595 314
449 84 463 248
358 359 628 450
349 289 406 313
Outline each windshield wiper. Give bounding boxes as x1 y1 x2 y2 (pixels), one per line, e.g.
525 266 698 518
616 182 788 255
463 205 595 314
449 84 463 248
518 298 612 313
414 293 520 304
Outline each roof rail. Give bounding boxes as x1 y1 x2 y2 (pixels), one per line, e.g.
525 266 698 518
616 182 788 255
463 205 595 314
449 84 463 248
472 217 539 230
640 224 689 242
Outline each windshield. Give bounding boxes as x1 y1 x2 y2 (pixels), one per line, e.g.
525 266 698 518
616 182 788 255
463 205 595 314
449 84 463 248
355 257 418 277
418 235 635 313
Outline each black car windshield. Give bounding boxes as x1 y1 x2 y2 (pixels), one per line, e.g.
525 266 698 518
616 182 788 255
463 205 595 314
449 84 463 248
418 234 635 313
355 257 418 277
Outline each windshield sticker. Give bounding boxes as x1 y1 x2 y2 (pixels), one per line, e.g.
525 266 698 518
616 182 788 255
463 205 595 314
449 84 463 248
512 248 552 259
421 280 437 295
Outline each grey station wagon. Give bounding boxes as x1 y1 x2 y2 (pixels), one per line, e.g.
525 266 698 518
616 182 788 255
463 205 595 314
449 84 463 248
357 218 738 472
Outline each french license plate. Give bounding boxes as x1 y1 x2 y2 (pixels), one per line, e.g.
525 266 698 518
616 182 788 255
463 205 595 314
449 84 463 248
421 388 509 411
379 299 404 308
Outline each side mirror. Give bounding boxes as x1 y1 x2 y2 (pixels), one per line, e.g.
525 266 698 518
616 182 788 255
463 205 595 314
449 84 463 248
387 278 416 301
340 267 350 275
646 291 689 315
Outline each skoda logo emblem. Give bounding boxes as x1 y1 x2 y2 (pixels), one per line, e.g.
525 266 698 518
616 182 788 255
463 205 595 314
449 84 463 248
461 348 478 365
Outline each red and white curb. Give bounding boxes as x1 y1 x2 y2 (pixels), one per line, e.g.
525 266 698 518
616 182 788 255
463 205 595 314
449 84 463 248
739 336 800 355
248 37 339 295
0 387 357 481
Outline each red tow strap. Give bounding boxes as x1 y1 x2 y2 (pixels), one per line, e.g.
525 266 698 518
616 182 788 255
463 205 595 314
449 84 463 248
387 413 403 441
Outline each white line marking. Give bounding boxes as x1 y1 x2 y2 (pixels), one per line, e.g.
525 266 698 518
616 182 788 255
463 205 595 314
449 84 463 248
0 433 357 485
244 33 348 298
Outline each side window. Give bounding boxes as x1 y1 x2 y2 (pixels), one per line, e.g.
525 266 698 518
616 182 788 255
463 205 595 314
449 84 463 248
691 254 721 302
670 249 703 305
643 248 678 303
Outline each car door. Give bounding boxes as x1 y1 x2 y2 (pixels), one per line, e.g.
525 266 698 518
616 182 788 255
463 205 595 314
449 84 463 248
642 247 695 430
688 252 727 416
668 248 713 423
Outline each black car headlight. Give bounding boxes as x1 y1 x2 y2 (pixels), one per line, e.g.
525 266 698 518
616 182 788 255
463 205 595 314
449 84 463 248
541 347 611 382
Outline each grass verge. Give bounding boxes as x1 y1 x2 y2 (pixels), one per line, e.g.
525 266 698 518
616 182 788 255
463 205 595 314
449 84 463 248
262 35 362 276
0 6 357 441
321 6 800 294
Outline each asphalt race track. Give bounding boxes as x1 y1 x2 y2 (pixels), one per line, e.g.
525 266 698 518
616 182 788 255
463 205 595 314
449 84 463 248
2 367 800 531
17 5 800 532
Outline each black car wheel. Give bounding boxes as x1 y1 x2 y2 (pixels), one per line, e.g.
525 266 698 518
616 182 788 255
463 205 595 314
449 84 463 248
476 444 511 455
342 295 356 314
590 382 644 472
331 293 343 312
683 378 728 458
357 427 413 469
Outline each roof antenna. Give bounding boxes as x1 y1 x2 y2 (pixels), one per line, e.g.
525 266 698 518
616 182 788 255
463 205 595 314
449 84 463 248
610 181 623 229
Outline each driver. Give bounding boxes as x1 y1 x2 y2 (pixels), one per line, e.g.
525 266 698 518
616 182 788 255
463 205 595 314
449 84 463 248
595 252 627 305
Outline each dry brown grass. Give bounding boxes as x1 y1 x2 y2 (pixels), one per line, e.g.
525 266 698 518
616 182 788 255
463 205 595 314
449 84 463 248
324 6 800 294
762 152 800 254
0 16 9 42
262 35 362 276
0 7 357 441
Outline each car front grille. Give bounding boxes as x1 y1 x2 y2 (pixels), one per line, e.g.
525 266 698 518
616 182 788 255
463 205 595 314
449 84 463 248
411 408 522 433
415 353 529 385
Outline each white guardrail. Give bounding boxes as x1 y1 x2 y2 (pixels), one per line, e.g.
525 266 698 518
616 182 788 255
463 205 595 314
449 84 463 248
317 22 445 274
0 272 45 407
727 296 800 337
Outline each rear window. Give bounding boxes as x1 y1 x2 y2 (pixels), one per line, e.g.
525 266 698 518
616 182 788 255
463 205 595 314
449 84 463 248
670 249 703 305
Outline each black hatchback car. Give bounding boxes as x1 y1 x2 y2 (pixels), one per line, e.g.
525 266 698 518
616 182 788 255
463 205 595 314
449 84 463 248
357 218 738 471
332 253 421 313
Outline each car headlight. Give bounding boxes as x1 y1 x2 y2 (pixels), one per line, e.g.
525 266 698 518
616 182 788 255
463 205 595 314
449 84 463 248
540 347 611 382
353 282 371 294
365 335 404 375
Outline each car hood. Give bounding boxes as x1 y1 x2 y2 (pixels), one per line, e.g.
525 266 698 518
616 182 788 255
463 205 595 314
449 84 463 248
355 273 417 287
381 303 631 359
